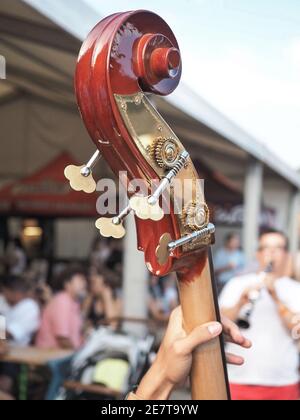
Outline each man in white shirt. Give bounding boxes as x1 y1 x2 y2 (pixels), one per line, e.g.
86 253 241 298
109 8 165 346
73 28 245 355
0 275 40 394
220 229 300 400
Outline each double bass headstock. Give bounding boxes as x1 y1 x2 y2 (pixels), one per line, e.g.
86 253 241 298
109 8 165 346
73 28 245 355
66 10 214 277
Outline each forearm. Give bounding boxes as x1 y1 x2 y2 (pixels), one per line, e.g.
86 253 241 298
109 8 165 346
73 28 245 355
103 298 121 329
104 300 118 320
276 302 297 333
128 360 174 400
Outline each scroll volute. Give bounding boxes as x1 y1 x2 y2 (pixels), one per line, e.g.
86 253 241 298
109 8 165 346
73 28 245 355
75 10 205 276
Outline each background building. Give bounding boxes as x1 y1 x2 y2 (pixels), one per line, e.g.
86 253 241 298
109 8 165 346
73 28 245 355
0 0 299 319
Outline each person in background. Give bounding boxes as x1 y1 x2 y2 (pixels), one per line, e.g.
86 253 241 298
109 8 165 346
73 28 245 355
5 237 27 276
149 274 178 324
220 229 300 400
36 265 87 350
214 233 245 292
0 275 40 395
90 237 112 271
33 281 53 309
105 239 123 276
0 275 40 345
83 266 122 329
23 265 53 309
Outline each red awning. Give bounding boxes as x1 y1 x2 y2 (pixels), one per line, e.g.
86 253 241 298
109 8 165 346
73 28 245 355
0 152 98 217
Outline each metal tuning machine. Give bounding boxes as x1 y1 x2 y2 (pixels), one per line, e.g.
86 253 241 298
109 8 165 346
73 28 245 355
95 205 132 239
64 150 101 193
156 223 216 266
130 151 189 221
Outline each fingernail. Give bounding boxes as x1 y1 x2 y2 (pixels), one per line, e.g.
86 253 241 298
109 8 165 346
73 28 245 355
208 323 222 336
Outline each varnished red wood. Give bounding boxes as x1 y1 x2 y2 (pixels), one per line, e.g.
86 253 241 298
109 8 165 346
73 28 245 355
75 10 184 276
75 10 230 400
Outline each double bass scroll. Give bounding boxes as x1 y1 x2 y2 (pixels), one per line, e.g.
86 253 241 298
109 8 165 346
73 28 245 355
68 10 230 400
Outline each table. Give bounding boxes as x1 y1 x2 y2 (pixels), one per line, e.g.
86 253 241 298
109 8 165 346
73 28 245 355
63 381 122 399
0 346 74 400
0 346 73 366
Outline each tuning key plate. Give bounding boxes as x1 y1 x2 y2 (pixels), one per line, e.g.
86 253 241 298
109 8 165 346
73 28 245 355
95 217 126 239
64 165 97 194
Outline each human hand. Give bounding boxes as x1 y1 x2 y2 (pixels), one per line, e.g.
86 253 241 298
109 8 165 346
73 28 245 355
222 316 252 365
134 307 251 400
238 285 262 309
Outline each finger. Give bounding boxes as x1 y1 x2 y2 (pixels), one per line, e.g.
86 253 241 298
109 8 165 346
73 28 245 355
177 322 223 356
224 334 252 349
226 353 245 366
222 318 252 348
222 317 243 342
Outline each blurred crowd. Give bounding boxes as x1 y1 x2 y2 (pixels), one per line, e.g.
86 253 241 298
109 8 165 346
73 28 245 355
1 230 300 400
0 235 178 399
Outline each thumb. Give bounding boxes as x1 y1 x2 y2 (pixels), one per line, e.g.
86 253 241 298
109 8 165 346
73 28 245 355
178 322 223 356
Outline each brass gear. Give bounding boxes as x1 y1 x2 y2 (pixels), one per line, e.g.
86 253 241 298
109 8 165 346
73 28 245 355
184 202 209 231
152 137 181 169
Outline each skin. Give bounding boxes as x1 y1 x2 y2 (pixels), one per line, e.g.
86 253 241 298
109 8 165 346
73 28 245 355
84 271 121 329
221 233 298 334
129 306 251 400
3 289 26 307
0 275 87 394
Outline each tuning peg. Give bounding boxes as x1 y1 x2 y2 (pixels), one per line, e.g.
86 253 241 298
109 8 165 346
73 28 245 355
64 150 101 193
156 233 173 266
95 218 126 239
130 151 189 221
156 223 216 266
129 196 164 221
95 206 131 239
